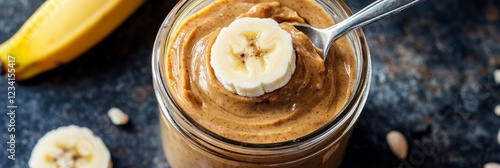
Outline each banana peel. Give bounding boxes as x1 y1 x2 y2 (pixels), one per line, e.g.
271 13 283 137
0 0 146 81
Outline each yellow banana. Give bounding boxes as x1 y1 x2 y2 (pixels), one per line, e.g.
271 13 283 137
0 0 146 80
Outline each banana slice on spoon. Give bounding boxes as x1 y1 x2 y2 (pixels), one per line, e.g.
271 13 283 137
210 17 296 97
29 125 111 168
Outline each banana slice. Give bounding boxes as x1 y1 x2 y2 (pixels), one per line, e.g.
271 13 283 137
29 125 112 168
210 17 296 97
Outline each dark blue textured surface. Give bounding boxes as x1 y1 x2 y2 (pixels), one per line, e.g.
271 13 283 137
0 0 499 167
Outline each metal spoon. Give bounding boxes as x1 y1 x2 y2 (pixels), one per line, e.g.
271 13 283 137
294 0 424 60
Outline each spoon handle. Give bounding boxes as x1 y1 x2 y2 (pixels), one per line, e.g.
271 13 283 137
328 0 424 41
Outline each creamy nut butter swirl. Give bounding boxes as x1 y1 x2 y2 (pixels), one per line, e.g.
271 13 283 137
166 0 356 143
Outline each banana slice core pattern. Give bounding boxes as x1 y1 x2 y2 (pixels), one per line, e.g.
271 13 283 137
210 17 296 97
28 125 111 168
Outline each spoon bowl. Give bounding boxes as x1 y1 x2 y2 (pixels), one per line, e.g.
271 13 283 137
294 0 424 60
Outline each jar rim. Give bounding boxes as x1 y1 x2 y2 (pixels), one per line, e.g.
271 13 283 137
152 0 371 157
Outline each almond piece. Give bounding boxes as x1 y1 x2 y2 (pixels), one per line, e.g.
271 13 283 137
497 129 500 145
484 162 500 168
107 107 129 125
494 69 500 84
495 105 500 116
386 130 408 160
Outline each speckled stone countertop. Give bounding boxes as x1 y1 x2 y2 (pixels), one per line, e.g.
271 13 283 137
0 0 499 167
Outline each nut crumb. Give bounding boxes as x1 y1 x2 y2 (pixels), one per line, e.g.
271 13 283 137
386 130 408 160
485 162 500 168
494 69 500 84
495 105 500 116
107 107 129 125
497 129 500 145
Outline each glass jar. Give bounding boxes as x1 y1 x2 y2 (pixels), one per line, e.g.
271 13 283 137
152 0 371 167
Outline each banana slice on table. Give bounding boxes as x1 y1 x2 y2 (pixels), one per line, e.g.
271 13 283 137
29 125 111 168
210 17 296 97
